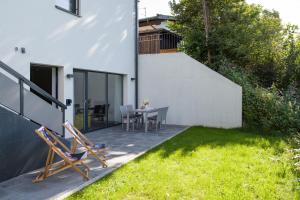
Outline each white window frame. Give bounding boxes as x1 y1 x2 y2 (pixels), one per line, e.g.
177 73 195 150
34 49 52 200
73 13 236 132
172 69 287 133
55 0 80 17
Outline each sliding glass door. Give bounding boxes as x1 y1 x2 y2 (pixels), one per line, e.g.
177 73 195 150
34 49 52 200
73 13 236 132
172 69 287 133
74 71 85 131
87 72 107 130
108 74 123 126
74 70 123 133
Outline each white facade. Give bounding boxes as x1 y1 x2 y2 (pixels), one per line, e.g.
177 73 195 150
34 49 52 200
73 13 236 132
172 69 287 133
139 53 242 128
0 0 137 133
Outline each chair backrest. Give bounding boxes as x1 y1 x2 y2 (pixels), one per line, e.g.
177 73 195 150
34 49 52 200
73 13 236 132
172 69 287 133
64 121 93 146
120 105 127 116
64 121 77 138
120 105 135 116
36 126 71 153
157 107 169 123
36 126 87 162
37 126 53 142
94 105 105 114
126 105 135 114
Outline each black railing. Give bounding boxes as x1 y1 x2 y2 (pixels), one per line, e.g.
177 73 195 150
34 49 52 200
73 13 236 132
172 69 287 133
0 60 67 135
139 32 182 54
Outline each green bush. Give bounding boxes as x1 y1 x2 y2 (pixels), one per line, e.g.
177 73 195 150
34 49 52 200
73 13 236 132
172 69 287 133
220 66 300 135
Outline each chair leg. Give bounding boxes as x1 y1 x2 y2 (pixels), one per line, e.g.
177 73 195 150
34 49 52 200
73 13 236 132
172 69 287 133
132 120 135 131
140 117 143 128
136 118 140 129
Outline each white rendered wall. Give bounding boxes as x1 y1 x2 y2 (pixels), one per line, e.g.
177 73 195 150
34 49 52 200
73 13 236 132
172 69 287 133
0 0 136 136
139 53 242 128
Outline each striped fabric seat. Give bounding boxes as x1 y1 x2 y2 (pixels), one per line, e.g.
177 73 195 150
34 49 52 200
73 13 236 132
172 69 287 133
38 127 88 161
34 126 90 183
64 121 108 168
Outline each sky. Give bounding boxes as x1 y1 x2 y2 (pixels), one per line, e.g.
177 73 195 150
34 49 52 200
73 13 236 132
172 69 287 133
139 0 300 26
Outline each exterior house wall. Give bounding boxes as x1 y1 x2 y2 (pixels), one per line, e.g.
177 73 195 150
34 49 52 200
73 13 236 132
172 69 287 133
0 0 137 137
139 53 242 128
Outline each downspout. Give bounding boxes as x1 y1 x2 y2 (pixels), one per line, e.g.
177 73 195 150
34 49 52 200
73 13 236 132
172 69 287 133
134 0 139 108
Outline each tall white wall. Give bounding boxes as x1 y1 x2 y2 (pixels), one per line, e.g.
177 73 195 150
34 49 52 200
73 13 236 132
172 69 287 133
139 53 242 128
0 0 136 130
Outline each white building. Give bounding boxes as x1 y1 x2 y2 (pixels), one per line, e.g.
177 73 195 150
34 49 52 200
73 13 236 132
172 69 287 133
0 0 138 136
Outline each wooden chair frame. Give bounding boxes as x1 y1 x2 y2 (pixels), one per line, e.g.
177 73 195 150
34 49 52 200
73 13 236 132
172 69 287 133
33 127 90 183
63 122 108 168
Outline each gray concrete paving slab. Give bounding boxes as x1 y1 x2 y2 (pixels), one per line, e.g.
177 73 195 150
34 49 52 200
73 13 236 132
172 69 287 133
0 125 188 200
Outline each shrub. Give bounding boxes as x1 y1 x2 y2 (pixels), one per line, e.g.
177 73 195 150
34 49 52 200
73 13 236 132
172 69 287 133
220 66 300 135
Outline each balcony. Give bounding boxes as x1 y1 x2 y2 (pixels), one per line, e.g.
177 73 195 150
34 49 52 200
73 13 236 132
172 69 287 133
139 32 182 54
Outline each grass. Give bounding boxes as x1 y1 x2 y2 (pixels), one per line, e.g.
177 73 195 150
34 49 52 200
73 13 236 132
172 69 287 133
68 127 299 200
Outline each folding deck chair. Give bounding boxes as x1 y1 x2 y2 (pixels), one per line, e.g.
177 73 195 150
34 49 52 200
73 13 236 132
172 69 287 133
63 121 108 168
33 126 90 183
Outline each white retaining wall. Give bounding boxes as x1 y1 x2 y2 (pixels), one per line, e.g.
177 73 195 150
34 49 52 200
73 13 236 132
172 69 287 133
139 53 242 128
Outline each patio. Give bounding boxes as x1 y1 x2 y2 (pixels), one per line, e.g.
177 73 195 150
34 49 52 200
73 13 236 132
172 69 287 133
0 125 187 200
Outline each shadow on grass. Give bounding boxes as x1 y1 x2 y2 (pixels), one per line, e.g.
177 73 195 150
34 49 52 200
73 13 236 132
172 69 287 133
134 127 290 161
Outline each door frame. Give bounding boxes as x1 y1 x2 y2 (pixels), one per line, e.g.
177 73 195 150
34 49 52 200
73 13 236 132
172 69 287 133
73 69 123 133
30 63 60 102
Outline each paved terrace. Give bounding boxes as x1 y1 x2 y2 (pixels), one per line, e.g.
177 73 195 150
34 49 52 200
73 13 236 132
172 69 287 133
0 125 187 200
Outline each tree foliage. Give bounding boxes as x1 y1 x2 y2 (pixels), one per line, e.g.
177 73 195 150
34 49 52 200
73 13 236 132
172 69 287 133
169 0 300 135
220 66 300 134
169 0 300 91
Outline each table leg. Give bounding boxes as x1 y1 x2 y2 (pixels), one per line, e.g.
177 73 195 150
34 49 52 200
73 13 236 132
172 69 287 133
126 113 129 132
145 113 148 133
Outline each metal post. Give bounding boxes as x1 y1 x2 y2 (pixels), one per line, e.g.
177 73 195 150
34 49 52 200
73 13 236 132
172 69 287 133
19 79 24 116
106 73 109 128
134 0 139 108
84 71 89 132
62 108 65 137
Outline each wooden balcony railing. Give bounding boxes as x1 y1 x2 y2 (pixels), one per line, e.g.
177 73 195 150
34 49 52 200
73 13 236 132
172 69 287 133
139 33 181 54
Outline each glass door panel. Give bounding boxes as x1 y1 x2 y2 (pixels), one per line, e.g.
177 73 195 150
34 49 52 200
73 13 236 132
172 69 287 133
108 74 123 126
87 72 107 131
74 70 123 133
74 71 85 131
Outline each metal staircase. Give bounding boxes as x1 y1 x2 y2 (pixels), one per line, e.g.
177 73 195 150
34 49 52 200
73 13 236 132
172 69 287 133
0 60 67 182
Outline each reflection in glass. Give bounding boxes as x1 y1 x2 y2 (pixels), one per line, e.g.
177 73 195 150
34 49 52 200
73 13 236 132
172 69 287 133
74 70 123 132
87 72 107 130
108 74 123 126
74 71 85 131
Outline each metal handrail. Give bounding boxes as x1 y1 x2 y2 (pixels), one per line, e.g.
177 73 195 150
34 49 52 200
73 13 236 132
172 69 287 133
0 61 66 109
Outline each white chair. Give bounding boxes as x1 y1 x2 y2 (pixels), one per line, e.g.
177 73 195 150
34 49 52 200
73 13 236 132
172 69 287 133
120 105 137 131
148 107 169 131
127 105 143 128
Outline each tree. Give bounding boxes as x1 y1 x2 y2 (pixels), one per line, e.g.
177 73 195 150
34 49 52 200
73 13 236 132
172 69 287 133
202 0 212 64
169 0 300 90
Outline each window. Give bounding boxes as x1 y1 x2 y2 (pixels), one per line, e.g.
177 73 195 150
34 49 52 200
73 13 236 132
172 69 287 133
55 0 80 16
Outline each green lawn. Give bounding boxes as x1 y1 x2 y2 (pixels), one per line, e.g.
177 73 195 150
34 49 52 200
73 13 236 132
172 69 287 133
68 127 299 200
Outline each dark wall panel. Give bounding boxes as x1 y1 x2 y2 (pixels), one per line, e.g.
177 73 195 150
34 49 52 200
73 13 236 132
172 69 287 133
0 106 68 182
